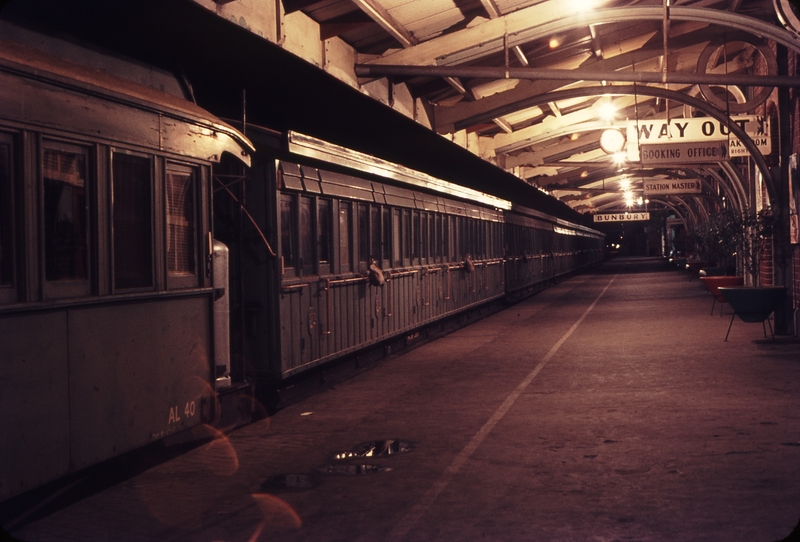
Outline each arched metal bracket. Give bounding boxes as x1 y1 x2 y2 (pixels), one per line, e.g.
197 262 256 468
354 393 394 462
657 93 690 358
696 33 778 114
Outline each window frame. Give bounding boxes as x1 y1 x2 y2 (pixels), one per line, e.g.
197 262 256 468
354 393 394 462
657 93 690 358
402 208 411 267
338 200 353 274
392 207 401 268
279 192 298 278
110 149 155 292
299 194 315 276
358 202 370 274
164 161 200 289
420 211 429 265
370 205 381 268
382 207 391 269
41 138 93 300
317 197 333 276
0 131 17 304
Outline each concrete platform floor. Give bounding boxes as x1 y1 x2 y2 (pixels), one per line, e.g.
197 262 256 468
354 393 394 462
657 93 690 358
6 257 800 541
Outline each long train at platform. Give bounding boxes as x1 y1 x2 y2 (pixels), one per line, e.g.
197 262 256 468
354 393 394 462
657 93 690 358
213 127 605 405
0 24 603 503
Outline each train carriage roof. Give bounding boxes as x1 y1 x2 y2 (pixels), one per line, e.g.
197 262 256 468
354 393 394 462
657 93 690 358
0 29 254 165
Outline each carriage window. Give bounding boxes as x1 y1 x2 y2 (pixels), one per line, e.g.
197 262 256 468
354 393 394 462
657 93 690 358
113 153 152 290
455 217 467 260
412 211 420 264
0 137 13 296
339 201 352 272
461 218 467 260
318 198 331 273
421 212 429 264
165 165 197 281
280 193 295 273
479 222 485 259
403 209 411 266
435 214 443 262
300 196 313 275
443 215 451 260
43 146 88 285
358 203 369 271
383 207 391 267
392 208 401 267
371 206 381 264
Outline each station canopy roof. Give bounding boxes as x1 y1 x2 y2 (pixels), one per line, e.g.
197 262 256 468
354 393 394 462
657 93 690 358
4 0 799 223
288 0 798 220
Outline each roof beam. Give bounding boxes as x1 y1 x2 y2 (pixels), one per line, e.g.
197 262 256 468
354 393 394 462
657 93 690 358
479 0 500 18
365 1 585 67
478 0 530 67
351 0 473 98
432 26 711 131
356 64 797 90
493 118 513 133
493 96 639 155
351 0 418 47
366 5 800 69
502 136 602 168
282 0 324 14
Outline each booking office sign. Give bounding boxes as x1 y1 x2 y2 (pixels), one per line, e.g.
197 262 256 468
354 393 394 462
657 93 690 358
626 116 771 165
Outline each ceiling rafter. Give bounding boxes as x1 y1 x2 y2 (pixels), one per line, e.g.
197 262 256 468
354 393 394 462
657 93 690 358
350 0 473 99
364 1 594 67
478 0 530 67
351 0 417 47
493 95 643 155
433 25 715 131
365 5 800 69
502 135 602 169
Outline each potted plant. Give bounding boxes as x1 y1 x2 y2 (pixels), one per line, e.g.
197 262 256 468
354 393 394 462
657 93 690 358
693 209 744 314
717 208 786 340
692 208 739 275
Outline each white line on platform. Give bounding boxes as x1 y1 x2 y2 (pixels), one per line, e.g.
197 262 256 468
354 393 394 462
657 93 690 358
383 273 619 542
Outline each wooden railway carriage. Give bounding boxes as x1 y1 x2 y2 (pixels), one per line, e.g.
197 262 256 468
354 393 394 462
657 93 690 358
215 129 604 391
275 163 509 378
216 129 510 384
0 30 252 501
505 205 606 297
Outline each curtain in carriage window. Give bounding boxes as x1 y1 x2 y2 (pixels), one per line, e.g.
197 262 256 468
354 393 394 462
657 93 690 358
166 165 196 277
43 147 88 282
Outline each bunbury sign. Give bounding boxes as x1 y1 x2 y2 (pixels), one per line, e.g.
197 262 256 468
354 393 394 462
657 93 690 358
593 212 650 222
626 115 770 160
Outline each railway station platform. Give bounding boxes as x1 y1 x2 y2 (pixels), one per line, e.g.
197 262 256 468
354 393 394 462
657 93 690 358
4 256 800 542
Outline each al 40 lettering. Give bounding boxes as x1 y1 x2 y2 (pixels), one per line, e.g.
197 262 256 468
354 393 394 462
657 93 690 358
168 401 197 424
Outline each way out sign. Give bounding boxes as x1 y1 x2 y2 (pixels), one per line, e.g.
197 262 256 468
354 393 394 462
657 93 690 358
594 212 650 222
627 115 770 160
643 179 702 195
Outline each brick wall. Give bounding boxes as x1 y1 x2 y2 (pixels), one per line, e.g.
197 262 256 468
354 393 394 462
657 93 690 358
794 249 800 310
760 234 774 286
